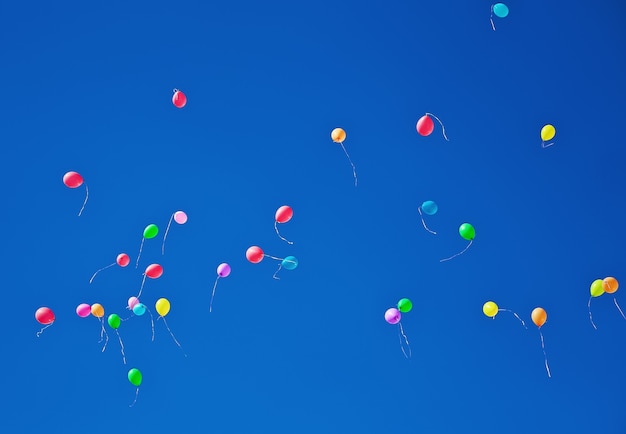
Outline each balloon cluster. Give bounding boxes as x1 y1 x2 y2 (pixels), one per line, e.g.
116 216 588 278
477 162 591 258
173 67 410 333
384 298 413 358
588 277 623 330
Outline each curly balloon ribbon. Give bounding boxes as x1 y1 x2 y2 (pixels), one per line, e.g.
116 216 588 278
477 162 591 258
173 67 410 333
78 185 89 217
538 328 551 378
614 297 626 320
339 142 358 186
274 221 293 245
35 324 53 337
135 237 145 269
498 309 527 329
588 296 598 330
161 213 175 255
158 316 187 357
417 207 437 235
129 388 139 408
89 262 116 284
440 240 473 262
398 322 412 359
425 112 449 141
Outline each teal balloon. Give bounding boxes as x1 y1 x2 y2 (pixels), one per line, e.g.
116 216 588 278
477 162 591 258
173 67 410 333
133 303 146 316
282 256 298 270
421 201 438 216
493 3 509 18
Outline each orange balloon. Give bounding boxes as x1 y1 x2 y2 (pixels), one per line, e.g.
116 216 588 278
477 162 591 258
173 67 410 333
603 277 619 294
331 128 346 143
531 307 547 327
91 303 104 318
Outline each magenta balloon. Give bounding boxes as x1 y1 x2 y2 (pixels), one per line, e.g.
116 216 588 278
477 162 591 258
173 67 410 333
384 308 401 324
217 263 231 278
76 303 91 318
128 297 139 310
174 211 188 224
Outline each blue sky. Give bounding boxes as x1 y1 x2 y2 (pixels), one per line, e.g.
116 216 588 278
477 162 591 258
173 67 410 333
4 0 626 432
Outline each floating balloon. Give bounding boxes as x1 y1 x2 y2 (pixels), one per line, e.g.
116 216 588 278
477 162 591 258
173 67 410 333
172 89 187 108
91 303 104 318
274 256 298 279
330 127 357 186
384 307 411 358
127 297 139 310
540 124 556 148
490 3 509 30
274 205 294 244
63 171 89 216
210 263 231 312
76 303 91 318
416 113 449 141
246 246 264 264
137 264 163 298
155 298 185 356
440 223 475 262
132 303 146 316
482 301 526 327
385 308 401 325
90 303 109 352
397 298 412 313
136 224 159 268
600 277 626 323
35 307 55 336
588 279 604 329
162 211 187 254
531 307 551 378
107 314 126 364
418 200 438 235
128 368 142 407
89 253 131 284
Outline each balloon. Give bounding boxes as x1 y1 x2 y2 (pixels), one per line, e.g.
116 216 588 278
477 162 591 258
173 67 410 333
172 90 187 108
116 253 130 267
459 223 475 240
108 314 121 329
531 307 547 327
421 201 438 216
246 246 264 264
493 3 509 18
590 279 605 297
76 303 91 318
128 368 142 387
155 298 170 317
541 124 556 142
483 301 498 317
416 115 434 136
35 307 55 325
127 297 139 310
331 128 346 143
145 264 163 279
275 206 293 224
603 277 619 294
174 211 188 224
91 303 104 318
132 303 146 316
63 171 84 188
397 298 412 313
281 256 298 270
143 224 159 239
385 308 401 325
217 263 231 278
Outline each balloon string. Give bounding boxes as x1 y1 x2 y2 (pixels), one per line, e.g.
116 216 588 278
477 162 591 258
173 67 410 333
160 317 187 357
135 237 145 269
137 274 147 298
115 329 127 365
78 185 89 216
274 221 294 245
273 264 283 280
588 297 597 330
339 142 358 186
146 307 155 342
614 297 626 320
99 319 109 353
162 213 175 255
417 207 437 235
36 324 53 337
490 6 496 31
499 309 527 329
541 141 554 148
209 276 220 312
425 112 449 141
440 240 473 262
129 388 139 408
89 262 116 284
264 254 284 261
538 329 551 378
398 322 412 359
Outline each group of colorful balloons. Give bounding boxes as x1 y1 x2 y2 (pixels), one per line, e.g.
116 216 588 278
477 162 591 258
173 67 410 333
588 277 624 329
384 298 413 358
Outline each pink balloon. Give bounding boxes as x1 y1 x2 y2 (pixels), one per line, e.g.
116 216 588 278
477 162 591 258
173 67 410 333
116 253 130 267
217 263 231 278
416 115 435 136
172 89 187 108
174 211 188 224
384 308 401 324
145 263 163 279
76 303 91 318
128 297 139 310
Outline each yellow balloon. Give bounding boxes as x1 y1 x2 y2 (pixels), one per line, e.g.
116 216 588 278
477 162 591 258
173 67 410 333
483 301 498 317
91 303 104 318
331 127 346 143
590 279 605 297
541 124 556 142
155 298 170 317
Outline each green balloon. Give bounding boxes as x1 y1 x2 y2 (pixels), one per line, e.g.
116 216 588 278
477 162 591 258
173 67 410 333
397 298 413 313
143 224 159 239
459 223 475 241
107 314 121 329
128 368 142 386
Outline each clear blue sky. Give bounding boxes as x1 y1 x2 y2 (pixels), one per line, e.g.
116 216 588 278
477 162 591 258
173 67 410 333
4 0 626 432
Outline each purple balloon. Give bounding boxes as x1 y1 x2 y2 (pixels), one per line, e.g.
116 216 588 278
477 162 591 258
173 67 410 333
217 263 231 278
384 308 401 324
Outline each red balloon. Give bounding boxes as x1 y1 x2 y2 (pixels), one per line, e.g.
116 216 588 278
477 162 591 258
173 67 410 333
172 90 187 108
275 206 293 224
63 171 84 188
246 246 264 264
145 263 163 279
35 307 55 325
416 115 434 136
116 253 130 267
